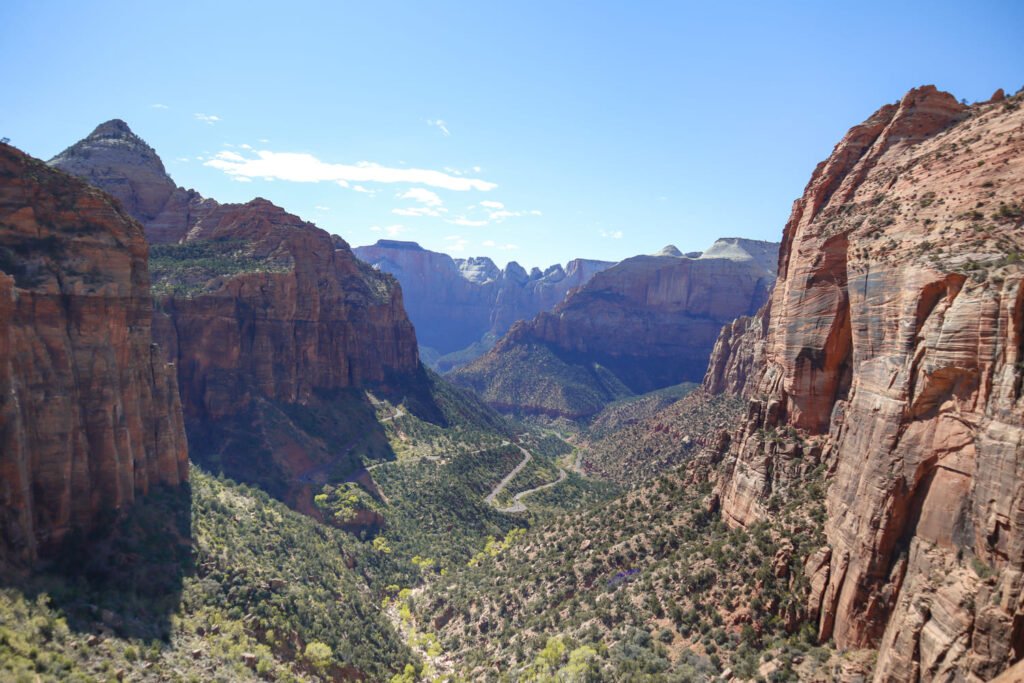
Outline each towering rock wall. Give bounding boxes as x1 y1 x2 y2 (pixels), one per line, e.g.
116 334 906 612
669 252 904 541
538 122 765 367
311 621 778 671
353 239 613 358
0 143 188 565
452 238 778 418
153 201 419 424
51 121 420 506
704 86 1024 680
508 238 778 392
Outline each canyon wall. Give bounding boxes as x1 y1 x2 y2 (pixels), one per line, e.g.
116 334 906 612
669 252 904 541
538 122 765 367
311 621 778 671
152 200 420 423
0 143 188 565
705 86 1024 681
51 122 420 506
453 238 778 418
353 239 613 360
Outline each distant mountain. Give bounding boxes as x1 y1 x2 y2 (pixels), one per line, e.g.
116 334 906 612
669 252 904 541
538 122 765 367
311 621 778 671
353 239 614 368
450 238 779 419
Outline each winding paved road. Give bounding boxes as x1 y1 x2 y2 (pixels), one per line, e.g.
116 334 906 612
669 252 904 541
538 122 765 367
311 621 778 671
486 440 578 513
484 445 533 506
494 466 568 513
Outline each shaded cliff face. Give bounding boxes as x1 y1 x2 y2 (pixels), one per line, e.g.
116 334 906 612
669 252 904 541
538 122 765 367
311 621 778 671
51 121 421 508
0 143 188 565
453 238 778 419
353 239 614 360
704 86 1024 680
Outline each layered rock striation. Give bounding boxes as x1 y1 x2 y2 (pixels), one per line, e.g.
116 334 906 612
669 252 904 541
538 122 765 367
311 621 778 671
0 143 188 565
51 122 420 507
48 119 216 244
453 238 778 418
150 201 419 424
353 239 613 362
704 86 1024 680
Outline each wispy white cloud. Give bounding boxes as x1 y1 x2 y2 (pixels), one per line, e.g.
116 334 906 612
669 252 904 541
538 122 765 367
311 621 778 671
370 224 408 237
444 234 469 252
393 206 446 218
205 150 496 192
482 240 519 250
600 229 624 239
194 113 221 125
399 188 444 207
428 119 451 137
216 150 246 162
315 205 330 211
444 200 540 227
150 103 169 110
352 185 376 195
448 216 489 227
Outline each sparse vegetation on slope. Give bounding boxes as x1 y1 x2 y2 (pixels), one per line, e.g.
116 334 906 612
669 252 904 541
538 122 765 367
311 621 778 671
0 469 414 683
584 382 698 440
451 342 634 420
416 453 845 681
149 239 293 297
580 389 746 484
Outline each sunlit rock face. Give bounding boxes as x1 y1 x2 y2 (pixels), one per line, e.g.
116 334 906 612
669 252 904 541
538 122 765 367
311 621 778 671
704 86 1024 680
50 121 421 509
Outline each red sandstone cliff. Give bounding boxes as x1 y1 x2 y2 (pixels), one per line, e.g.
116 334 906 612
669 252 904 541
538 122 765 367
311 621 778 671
704 86 1024 680
153 200 419 422
51 121 421 507
0 143 188 566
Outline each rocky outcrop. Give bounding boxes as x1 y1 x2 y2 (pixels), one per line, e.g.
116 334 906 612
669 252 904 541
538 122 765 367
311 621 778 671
453 238 778 418
51 121 420 508
153 200 419 422
353 239 613 362
704 86 1024 680
0 143 188 566
49 120 216 244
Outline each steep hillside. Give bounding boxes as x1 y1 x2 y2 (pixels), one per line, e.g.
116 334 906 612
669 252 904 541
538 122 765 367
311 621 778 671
452 238 778 419
0 142 187 566
0 469 416 682
704 85 1024 680
579 389 745 483
415 455 848 681
354 239 613 366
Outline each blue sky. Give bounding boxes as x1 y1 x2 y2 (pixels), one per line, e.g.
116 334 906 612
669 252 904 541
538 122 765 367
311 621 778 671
3 1 1022 269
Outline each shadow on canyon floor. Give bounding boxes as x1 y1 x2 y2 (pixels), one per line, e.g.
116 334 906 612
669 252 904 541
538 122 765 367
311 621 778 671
0 483 193 642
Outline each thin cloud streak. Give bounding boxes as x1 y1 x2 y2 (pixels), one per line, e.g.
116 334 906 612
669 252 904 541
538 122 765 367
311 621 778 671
205 150 496 192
